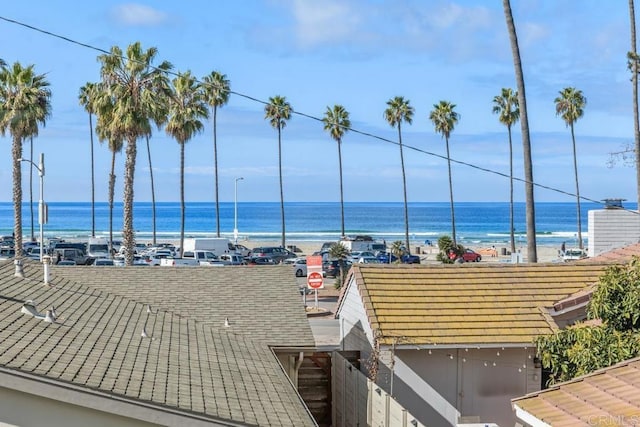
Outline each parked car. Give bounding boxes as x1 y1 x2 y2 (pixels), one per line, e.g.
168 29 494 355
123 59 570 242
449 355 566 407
231 244 251 258
290 258 326 277
113 255 148 266
461 249 482 262
248 256 277 265
53 248 90 265
350 251 376 263
562 248 587 262
218 253 246 265
143 252 172 266
323 259 352 278
401 253 421 264
376 251 398 263
0 247 15 260
357 256 381 264
94 259 115 266
251 247 297 263
26 247 51 260
57 260 77 266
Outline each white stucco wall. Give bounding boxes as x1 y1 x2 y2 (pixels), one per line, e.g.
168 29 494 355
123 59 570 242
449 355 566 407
588 208 640 256
396 347 539 427
338 277 375 363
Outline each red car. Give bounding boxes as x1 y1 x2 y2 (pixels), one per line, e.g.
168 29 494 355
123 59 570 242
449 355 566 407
461 249 482 262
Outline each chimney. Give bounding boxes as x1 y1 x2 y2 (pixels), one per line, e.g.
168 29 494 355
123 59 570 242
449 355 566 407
602 198 625 209
14 259 24 278
43 255 51 285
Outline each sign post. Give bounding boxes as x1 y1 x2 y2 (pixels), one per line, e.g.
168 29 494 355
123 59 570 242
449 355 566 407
306 255 324 308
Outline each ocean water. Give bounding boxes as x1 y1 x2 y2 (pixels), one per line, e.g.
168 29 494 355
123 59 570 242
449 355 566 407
0 201 623 247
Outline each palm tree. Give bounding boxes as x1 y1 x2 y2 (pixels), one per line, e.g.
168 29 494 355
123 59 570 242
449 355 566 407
97 42 171 265
629 0 640 209
555 87 587 249
492 88 520 254
390 240 404 263
502 0 537 262
202 71 231 237
165 71 209 256
94 87 124 257
384 96 414 253
0 62 51 259
322 105 351 238
79 82 99 238
429 101 460 246
264 95 292 249
144 90 170 247
328 242 350 285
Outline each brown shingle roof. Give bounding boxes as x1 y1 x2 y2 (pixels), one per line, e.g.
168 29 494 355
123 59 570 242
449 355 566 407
47 263 315 347
512 357 640 426
0 261 315 426
343 263 608 347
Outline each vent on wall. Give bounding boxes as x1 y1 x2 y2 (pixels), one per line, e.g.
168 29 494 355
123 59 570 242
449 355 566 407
602 198 625 209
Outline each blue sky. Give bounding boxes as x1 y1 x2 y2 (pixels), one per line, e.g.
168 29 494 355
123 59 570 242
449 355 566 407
0 1 635 203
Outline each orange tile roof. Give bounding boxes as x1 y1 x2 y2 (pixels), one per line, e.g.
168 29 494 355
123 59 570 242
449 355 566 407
582 243 640 263
347 263 608 347
512 357 640 426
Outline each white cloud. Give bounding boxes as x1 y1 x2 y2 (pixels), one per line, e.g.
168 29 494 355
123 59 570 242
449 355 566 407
519 22 549 47
111 3 168 26
290 0 361 48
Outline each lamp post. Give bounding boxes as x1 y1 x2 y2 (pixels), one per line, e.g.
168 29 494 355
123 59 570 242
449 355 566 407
234 177 244 244
20 153 46 262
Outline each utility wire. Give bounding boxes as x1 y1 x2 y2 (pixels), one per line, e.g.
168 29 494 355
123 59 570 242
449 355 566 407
1 14 636 215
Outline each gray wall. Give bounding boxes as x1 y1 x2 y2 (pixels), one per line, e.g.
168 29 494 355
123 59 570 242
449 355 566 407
0 386 159 427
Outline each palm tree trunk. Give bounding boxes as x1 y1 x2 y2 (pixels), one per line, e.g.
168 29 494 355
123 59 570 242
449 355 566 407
213 106 220 237
398 123 410 253
630 0 640 209
508 126 516 254
278 125 286 249
12 135 23 258
571 125 583 249
109 152 116 258
445 137 457 246
29 136 34 242
338 138 345 237
123 136 137 266
180 142 186 258
503 0 537 262
90 113 95 238
146 134 157 245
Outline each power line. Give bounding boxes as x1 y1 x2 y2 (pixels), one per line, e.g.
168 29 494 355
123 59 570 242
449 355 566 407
0 14 635 215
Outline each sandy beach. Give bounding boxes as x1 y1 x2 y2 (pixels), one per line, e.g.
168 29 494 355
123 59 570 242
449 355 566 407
231 238 562 264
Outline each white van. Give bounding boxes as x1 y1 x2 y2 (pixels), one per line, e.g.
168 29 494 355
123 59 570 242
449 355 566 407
182 238 234 255
87 237 110 259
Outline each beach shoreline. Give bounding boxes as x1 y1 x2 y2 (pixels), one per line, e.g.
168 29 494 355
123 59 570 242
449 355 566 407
141 237 563 264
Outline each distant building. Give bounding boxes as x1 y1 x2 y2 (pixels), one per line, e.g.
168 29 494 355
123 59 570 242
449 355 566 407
588 199 640 257
335 262 608 427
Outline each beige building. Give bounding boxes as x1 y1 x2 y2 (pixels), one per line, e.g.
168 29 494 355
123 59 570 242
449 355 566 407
0 260 317 426
335 262 609 426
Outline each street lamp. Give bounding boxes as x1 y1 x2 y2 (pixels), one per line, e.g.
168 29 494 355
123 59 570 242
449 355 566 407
20 153 46 262
234 177 244 244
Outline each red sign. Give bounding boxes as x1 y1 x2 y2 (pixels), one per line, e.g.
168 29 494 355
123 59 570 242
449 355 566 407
307 271 324 289
307 255 323 268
